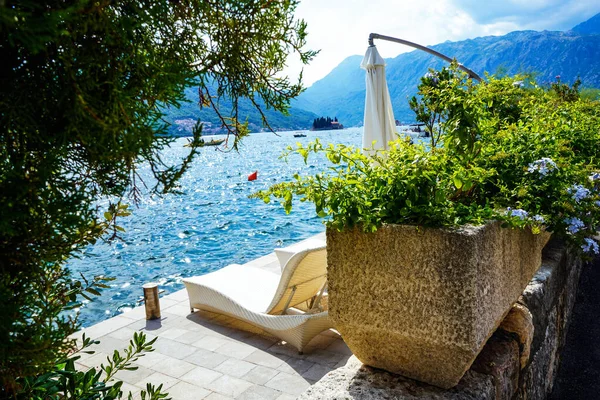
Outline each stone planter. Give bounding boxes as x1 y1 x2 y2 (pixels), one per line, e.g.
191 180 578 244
326 221 551 389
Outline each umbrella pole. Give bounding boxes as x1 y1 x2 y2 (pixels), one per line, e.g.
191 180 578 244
368 33 482 82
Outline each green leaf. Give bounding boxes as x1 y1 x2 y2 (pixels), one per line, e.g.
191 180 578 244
94 283 111 289
453 176 463 189
85 287 101 296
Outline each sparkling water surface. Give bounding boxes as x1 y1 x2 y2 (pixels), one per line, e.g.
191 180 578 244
69 128 363 327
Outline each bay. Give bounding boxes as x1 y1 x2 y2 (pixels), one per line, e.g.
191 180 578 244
68 128 363 327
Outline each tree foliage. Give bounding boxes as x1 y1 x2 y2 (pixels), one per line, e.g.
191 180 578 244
0 0 313 396
17 333 168 400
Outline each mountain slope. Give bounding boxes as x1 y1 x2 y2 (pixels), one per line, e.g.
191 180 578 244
572 12 600 35
291 55 364 113
298 12 600 125
165 86 319 136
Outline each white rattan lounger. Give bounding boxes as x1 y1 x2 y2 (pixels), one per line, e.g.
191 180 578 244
183 245 332 352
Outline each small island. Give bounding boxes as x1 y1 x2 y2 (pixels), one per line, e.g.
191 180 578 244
312 116 344 131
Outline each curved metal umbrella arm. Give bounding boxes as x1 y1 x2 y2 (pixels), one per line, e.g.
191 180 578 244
368 33 483 82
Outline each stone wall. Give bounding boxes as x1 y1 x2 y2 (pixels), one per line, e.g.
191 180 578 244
298 238 583 400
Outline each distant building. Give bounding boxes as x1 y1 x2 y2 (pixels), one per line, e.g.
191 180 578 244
330 121 343 129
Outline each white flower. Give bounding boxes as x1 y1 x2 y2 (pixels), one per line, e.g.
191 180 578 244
513 80 524 87
564 217 585 234
567 184 590 202
589 172 600 182
596 200 600 207
527 158 557 176
582 238 599 255
532 215 545 223
506 207 528 220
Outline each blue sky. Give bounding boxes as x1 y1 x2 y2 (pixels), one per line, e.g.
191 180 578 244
288 0 599 86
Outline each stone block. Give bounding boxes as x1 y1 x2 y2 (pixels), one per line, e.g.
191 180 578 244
519 240 566 355
265 372 311 395
114 364 154 385
237 384 282 400
205 375 253 397
153 337 197 360
214 358 256 378
133 371 179 391
150 356 196 378
518 243 583 399
499 303 534 369
166 381 211 399
180 366 222 386
244 349 289 369
184 348 229 369
276 358 315 375
242 365 280 384
298 356 496 399
471 331 520 400
326 222 550 388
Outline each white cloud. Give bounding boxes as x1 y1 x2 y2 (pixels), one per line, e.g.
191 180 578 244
450 0 599 30
284 0 599 87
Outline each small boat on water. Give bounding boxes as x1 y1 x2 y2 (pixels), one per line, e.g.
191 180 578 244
204 138 225 146
293 134 307 138
398 123 430 138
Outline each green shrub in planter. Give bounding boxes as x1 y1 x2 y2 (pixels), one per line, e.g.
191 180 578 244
255 63 600 255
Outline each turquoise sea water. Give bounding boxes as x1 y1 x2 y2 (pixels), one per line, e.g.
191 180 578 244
69 127 363 327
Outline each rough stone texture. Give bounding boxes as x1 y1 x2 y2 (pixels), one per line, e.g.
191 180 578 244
326 222 550 388
299 238 583 400
470 331 520 400
498 303 534 369
298 356 496 400
517 240 582 399
549 253 600 399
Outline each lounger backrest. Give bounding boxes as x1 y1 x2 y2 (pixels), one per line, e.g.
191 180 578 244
265 245 327 315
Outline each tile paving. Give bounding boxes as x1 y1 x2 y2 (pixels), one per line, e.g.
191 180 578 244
74 233 352 400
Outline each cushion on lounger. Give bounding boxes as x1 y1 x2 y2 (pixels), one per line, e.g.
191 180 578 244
184 264 280 313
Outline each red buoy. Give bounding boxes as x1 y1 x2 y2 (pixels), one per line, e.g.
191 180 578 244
248 171 258 181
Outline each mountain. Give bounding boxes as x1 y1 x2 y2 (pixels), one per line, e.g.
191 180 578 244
297 12 600 126
572 12 600 35
165 86 319 136
290 55 364 125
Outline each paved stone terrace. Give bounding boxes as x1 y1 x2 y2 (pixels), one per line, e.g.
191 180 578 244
75 234 351 400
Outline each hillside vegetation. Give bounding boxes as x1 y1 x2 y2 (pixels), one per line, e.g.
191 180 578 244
165 86 318 136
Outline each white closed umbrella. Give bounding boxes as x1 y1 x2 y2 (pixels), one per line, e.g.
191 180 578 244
361 45 397 154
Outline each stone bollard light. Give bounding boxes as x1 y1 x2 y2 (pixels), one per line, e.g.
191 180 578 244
143 282 161 320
